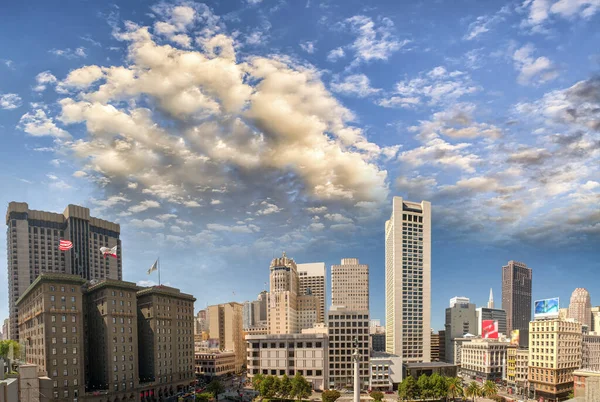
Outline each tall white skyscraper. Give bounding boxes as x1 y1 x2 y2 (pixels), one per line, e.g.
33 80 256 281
297 262 326 323
385 197 431 363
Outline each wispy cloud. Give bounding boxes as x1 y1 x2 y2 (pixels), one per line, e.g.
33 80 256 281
0 93 22 110
49 47 87 59
513 43 558 85
330 74 380 98
344 15 410 64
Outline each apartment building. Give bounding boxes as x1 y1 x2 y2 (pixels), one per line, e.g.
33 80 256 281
528 319 582 401
6 202 122 340
16 274 87 401
297 263 326 323
195 351 236 378
246 333 329 390
268 252 299 335
137 285 196 398
327 307 370 390
84 279 140 396
460 338 510 382
582 334 600 371
207 302 245 372
331 259 369 311
385 197 431 363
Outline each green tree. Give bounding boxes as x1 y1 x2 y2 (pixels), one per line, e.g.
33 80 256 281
280 374 292 400
260 376 278 399
417 374 432 399
252 374 265 394
398 376 419 401
482 381 498 398
567 390 575 399
196 392 215 402
0 340 20 360
290 373 312 401
446 377 463 401
369 391 384 401
322 390 341 402
465 382 481 402
429 374 448 399
207 379 225 400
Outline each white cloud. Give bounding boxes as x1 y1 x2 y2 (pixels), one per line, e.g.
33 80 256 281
54 24 391 207
18 109 70 138
330 74 380 98
324 213 353 223
256 201 282 215
327 47 345 62
157 213 177 221
463 7 508 40
379 66 479 108
206 223 259 233
522 0 600 28
300 41 316 54
60 65 105 89
33 71 58 92
130 218 165 229
92 195 130 209
308 222 325 232
210 199 222 205
304 206 327 214
0 93 22 110
128 200 161 213
151 2 220 48
73 170 87 178
399 138 480 173
344 15 410 64
513 44 558 86
49 47 87 59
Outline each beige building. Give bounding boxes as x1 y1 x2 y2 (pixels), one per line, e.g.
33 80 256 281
246 333 329 390
297 263 326 323
507 346 529 395
327 307 370 390
582 334 600 371
137 285 196 398
297 294 322 331
591 306 600 334
245 323 268 336
195 351 236 378
268 252 299 334
528 319 582 401
331 259 369 311
16 274 87 401
460 338 509 382
573 370 600 400
207 302 245 372
84 279 140 396
385 197 431 363
568 288 592 329
6 202 122 341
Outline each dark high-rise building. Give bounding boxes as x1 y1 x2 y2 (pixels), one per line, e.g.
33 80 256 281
6 202 122 340
502 261 532 334
371 333 386 352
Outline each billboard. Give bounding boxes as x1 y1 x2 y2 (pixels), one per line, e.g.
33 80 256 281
482 320 499 339
534 298 560 319
510 330 520 346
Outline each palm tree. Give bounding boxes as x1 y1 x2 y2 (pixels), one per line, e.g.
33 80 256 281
482 381 498 398
446 377 463 402
465 382 481 402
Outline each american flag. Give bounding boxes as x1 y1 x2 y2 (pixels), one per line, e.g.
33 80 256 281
59 239 73 251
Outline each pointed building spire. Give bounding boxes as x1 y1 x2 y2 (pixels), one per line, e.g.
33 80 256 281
488 287 494 309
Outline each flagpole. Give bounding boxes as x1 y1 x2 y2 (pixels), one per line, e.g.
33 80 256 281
158 257 161 286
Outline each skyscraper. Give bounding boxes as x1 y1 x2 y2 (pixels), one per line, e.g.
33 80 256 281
385 197 431 363
487 288 494 309
331 258 369 311
207 302 245 372
501 260 532 334
268 252 299 334
568 288 592 329
444 297 477 363
6 202 122 340
297 262 326 322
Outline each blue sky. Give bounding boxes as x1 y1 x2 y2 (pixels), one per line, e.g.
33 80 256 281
0 0 599 332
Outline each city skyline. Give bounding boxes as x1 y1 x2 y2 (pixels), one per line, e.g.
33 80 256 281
0 0 599 333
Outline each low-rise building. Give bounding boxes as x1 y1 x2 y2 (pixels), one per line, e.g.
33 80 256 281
528 319 582 402
246 333 328 390
369 352 402 391
452 334 477 366
403 362 458 380
582 334 600 371
460 338 509 382
195 351 236 378
245 323 268 337
573 369 600 400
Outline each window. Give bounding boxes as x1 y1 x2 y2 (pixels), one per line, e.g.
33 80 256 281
50 296 55 302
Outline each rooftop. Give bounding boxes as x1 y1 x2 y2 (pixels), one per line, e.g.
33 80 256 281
404 362 458 368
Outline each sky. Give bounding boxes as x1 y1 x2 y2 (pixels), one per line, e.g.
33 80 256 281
0 0 599 332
